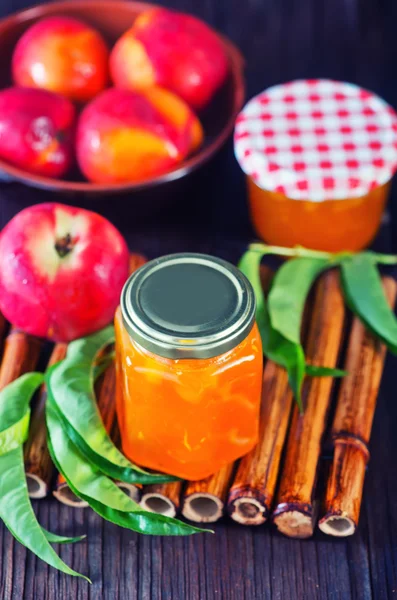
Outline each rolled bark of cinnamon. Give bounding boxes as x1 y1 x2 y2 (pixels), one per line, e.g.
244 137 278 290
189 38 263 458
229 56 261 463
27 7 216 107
53 474 89 508
0 312 8 355
54 359 140 505
181 462 235 523
0 327 42 391
227 263 300 525
25 343 67 498
273 270 346 538
140 481 183 518
0 326 43 495
96 361 140 501
129 252 147 275
52 339 89 507
54 253 147 507
227 360 293 525
319 276 397 537
179 265 274 524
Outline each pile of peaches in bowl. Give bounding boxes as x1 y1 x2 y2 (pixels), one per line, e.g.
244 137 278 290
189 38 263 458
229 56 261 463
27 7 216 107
0 2 243 192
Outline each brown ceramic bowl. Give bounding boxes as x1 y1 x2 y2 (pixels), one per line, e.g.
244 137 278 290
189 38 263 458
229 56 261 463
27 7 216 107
0 0 244 195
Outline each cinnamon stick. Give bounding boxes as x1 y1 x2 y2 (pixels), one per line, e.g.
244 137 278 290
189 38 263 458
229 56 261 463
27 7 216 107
25 343 67 498
53 474 89 508
54 253 147 506
96 361 140 501
273 270 346 538
0 326 43 494
140 481 183 518
0 327 42 391
0 312 8 356
129 252 147 274
181 462 235 523
227 265 293 525
227 360 293 525
54 351 140 505
179 265 274 524
319 276 397 537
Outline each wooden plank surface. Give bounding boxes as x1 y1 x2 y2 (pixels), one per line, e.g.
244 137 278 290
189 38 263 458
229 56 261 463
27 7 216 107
1 0 397 598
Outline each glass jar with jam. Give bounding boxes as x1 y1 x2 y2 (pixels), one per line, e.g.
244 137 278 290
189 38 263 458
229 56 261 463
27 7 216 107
234 79 397 252
115 253 263 481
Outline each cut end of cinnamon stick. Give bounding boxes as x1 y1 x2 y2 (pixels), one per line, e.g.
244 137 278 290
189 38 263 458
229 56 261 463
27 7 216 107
273 506 314 539
116 482 140 503
53 483 89 508
140 492 178 518
228 496 267 526
318 514 356 537
26 473 48 499
182 493 224 523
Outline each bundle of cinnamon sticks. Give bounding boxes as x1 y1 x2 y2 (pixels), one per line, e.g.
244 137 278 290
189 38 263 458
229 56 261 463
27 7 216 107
1 257 393 539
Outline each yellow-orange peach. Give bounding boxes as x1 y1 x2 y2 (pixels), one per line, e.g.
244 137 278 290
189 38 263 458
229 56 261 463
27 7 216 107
12 16 109 103
110 8 229 110
0 87 75 178
76 87 204 184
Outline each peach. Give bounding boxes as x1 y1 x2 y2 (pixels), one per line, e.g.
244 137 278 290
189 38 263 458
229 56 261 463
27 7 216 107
0 202 129 342
110 8 229 110
76 87 203 184
12 16 109 103
0 87 75 178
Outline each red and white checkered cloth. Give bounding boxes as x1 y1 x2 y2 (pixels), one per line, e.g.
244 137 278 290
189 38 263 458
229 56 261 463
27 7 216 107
234 79 397 201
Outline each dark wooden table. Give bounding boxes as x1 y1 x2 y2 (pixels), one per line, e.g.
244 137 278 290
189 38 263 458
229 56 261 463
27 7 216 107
1 0 397 598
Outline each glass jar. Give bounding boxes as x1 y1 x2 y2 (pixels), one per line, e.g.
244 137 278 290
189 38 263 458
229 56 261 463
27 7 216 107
247 179 390 252
115 253 263 481
235 79 397 252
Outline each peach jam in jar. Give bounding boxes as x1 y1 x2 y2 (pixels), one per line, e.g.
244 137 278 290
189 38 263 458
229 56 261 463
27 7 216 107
234 79 397 252
115 253 263 480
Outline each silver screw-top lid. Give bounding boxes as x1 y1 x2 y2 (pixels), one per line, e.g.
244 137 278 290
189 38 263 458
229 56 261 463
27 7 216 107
120 253 256 359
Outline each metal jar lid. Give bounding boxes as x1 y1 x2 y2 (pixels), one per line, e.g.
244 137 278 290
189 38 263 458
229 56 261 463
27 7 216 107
120 253 256 360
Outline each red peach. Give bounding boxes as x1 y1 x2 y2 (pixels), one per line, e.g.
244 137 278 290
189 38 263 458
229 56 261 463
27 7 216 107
12 16 109 103
0 202 130 342
0 87 75 178
110 8 229 110
76 87 203 184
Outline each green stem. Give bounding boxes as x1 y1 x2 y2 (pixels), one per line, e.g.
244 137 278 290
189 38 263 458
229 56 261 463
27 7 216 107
248 243 397 265
248 243 335 260
369 252 397 265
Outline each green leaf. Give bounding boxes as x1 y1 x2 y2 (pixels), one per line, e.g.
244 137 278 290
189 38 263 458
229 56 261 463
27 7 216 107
46 400 208 537
305 365 348 377
0 372 43 433
238 249 268 337
0 373 44 456
268 257 330 344
47 326 176 485
41 528 86 544
239 249 306 410
81 495 210 537
246 242 397 265
0 410 30 456
8 524 85 549
341 254 397 353
0 447 89 581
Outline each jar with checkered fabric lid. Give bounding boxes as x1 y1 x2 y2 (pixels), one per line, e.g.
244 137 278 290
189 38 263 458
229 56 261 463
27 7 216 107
234 79 397 251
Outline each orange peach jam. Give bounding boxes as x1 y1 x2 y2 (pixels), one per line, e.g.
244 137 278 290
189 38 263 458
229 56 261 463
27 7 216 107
115 310 262 480
247 178 390 252
115 253 263 480
234 80 397 253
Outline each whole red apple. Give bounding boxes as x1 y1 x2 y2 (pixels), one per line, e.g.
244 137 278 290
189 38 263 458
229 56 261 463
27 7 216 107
110 8 229 110
12 16 109 103
0 203 129 342
0 87 75 178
